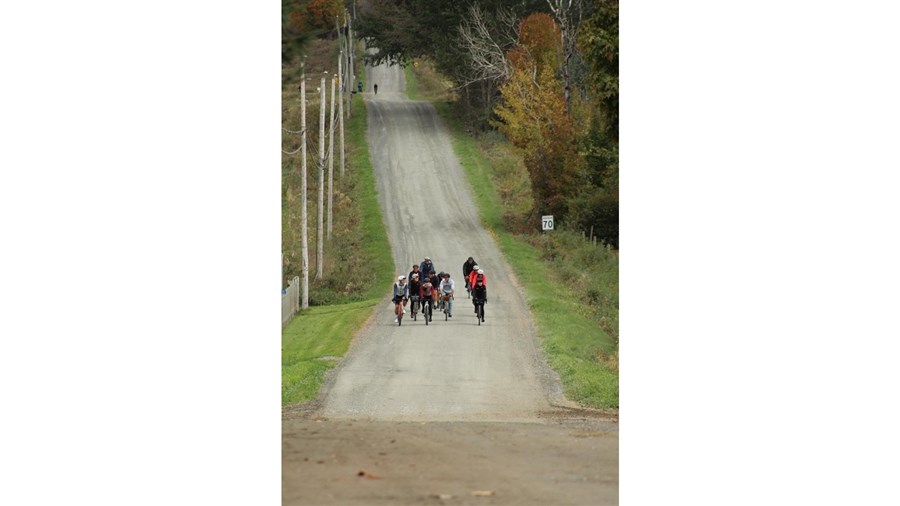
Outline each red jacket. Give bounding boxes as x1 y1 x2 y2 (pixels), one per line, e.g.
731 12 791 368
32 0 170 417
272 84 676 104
468 271 486 289
420 280 435 299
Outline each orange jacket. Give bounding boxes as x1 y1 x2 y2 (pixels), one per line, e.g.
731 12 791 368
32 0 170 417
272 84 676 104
468 271 486 289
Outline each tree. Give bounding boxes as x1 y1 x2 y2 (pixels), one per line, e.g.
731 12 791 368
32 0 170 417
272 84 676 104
494 13 582 221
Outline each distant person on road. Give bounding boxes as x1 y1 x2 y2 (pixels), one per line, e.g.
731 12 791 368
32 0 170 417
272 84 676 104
374 83 378 94
439 272 456 318
462 257 478 294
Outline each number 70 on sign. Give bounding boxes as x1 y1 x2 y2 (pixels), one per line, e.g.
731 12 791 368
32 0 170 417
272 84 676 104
542 215 554 231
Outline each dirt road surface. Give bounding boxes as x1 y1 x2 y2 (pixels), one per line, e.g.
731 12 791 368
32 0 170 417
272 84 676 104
283 61 618 505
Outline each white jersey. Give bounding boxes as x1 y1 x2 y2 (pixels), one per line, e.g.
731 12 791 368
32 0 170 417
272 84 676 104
440 278 455 293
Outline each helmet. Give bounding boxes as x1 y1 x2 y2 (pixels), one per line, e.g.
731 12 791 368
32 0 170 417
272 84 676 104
398 275 406 281
443 272 450 278
467 256 474 261
411 273 419 279
472 265 479 271
424 257 431 261
477 269 484 274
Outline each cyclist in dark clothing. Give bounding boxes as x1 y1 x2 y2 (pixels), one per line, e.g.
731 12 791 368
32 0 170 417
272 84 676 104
462 257 477 294
407 273 422 316
419 257 435 278
471 276 487 322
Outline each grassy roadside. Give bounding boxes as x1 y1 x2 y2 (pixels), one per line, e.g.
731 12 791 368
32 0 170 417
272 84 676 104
406 62 619 409
282 98 394 406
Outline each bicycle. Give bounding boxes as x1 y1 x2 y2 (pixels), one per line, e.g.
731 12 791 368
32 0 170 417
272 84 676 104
473 298 485 325
423 298 433 325
442 293 453 321
410 295 420 321
394 296 406 326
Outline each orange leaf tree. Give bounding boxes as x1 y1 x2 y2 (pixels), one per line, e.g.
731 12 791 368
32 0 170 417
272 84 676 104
493 13 584 222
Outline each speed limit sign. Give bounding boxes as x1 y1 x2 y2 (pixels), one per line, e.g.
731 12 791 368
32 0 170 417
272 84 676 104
542 215 554 231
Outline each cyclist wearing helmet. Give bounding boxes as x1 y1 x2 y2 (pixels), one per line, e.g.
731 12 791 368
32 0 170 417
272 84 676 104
419 257 436 278
420 272 436 316
469 268 486 312
392 275 408 323
471 275 487 321
468 267 486 292
407 272 422 315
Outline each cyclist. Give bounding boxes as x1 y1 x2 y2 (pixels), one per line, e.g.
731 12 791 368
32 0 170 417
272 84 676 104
426 270 441 305
392 275 408 323
436 272 446 309
420 272 436 318
439 272 455 318
407 273 422 316
419 257 436 278
462 257 477 295
469 269 486 312
471 275 487 322
408 263 422 283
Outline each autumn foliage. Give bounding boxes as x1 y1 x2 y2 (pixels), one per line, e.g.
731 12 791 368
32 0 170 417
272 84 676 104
494 13 582 222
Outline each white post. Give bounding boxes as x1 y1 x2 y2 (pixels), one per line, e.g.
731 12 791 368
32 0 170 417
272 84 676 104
300 70 309 309
327 74 336 240
317 75 326 280
338 51 345 178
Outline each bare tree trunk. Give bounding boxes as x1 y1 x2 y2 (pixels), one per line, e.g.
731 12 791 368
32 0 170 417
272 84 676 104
547 0 584 114
317 75 326 280
327 74 336 240
300 71 309 309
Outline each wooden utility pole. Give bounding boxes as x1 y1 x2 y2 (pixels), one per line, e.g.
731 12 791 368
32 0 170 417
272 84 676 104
338 52 345 178
317 75 326 280
300 68 309 309
327 74 336 240
347 14 354 117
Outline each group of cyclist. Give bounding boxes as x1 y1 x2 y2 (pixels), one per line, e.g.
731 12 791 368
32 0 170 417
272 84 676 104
392 256 488 323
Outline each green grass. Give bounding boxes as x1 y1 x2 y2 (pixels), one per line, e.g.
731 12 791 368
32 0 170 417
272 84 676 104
282 300 378 404
282 99 394 406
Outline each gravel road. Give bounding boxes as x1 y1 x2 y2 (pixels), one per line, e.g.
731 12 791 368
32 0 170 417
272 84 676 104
282 61 618 505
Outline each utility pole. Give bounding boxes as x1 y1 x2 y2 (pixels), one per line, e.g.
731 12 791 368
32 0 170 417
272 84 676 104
327 74 336 240
317 74 326 280
300 65 309 309
347 14 354 117
338 52 345 178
